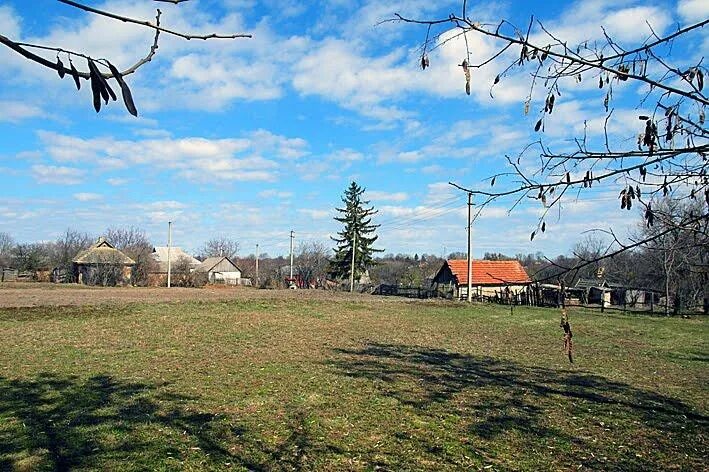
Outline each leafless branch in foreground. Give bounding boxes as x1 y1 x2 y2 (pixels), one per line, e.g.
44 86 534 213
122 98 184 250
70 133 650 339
0 0 252 116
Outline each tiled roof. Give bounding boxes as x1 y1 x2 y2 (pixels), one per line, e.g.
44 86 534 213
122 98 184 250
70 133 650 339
447 259 531 285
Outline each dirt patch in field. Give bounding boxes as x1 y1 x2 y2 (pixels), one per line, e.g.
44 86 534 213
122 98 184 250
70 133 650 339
0 282 389 308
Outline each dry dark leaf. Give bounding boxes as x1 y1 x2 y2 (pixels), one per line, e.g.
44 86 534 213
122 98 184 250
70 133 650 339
541 222 546 232
530 231 536 241
494 74 500 84
534 119 542 132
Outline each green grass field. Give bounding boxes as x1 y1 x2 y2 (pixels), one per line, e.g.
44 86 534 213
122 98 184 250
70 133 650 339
0 292 706 471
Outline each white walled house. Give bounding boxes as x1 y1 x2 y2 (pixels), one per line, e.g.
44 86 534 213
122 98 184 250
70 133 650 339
196 256 244 285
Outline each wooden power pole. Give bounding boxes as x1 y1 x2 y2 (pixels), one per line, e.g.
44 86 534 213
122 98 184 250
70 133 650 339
167 221 172 289
467 192 472 303
289 231 294 280
350 233 357 293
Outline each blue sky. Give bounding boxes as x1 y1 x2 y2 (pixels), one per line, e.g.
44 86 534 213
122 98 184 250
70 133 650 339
1 0 707 257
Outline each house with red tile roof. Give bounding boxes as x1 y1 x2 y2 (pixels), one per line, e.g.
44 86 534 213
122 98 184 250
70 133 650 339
432 259 532 300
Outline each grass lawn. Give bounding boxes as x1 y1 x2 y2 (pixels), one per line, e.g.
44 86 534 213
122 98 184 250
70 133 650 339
0 291 706 471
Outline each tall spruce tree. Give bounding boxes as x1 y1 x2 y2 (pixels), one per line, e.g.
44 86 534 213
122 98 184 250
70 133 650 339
330 182 383 280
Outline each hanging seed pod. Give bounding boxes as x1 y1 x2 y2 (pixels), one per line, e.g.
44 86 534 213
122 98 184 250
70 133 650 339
57 57 65 78
697 69 704 91
87 59 109 105
107 62 138 116
69 61 81 90
644 204 654 227
88 59 103 112
462 59 471 95
530 231 536 241
541 222 546 233
599 76 603 88
541 46 549 62
535 118 543 132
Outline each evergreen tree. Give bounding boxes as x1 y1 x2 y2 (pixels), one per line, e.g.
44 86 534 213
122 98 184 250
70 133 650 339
330 182 383 280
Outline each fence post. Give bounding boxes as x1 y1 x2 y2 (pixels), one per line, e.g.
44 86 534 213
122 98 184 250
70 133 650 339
650 292 654 313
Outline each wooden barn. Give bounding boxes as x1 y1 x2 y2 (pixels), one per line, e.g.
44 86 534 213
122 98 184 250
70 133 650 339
432 259 532 300
196 256 244 285
73 237 135 285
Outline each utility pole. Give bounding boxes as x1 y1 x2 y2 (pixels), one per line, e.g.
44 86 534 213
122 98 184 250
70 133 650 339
167 221 172 289
467 192 472 303
255 243 259 286
350 232 357 293
289 231 294 280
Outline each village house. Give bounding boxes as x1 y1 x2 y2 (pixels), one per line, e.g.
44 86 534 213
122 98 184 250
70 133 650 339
73 237 135 286
432 259 532 300
571 278 660 308
148 246 201 286
196 256 247 285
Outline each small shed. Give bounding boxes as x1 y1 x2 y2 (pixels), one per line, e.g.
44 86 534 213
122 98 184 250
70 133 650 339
196 256 242 285
432 260 532 300
574 278 611 305
73 237 135 285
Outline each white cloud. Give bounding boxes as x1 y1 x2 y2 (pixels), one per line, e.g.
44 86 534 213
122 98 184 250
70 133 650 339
73 192 102 202
31 165 86 185
107 177 129 186
678 0 709 23
259 189 293 199
329 149 365 162
297 208 330 219
0 5 20 39
367 191 409 202
537 1 671 45
0 100 45 123
36 129 308 183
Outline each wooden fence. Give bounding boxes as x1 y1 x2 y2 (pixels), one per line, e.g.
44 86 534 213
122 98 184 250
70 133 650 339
371 284 453 299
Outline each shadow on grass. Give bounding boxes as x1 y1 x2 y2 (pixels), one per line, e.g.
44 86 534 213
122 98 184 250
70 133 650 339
0 373 250 471
0 373 344 471
332 343 708 468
